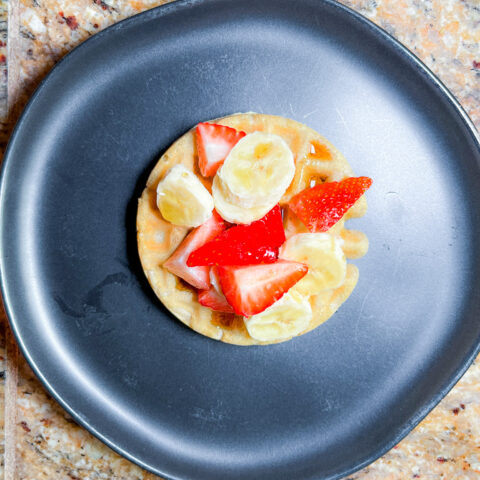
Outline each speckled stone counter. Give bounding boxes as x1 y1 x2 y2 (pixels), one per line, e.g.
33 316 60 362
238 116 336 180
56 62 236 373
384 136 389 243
1 1 480 479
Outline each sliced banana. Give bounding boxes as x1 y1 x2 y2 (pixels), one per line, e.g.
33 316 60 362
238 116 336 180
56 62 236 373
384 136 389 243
217 132 295 208
156 165 213 227
244 290 312 342
279 233 346 296
212 175 271 224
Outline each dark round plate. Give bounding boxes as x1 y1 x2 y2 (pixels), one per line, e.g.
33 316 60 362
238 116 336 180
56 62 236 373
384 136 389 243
1 0 480 479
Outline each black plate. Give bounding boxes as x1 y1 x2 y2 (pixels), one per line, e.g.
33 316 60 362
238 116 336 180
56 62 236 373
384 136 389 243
1 0 480 478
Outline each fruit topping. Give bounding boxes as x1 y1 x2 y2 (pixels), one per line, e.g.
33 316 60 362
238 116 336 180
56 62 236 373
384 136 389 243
279 233 346 295
196 122 246 177
198 287 234 313
157 164 214 227
187 205 285 267
288 176 372 232
244 290 312 341
218 260 308 317
163 211 227 289
213 132 295 223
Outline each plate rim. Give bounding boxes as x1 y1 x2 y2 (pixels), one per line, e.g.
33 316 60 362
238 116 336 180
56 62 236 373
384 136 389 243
1 0 480 478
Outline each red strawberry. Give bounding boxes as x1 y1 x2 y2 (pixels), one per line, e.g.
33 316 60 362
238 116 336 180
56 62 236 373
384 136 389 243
289 176 372 232
218 260 308 317
163 211 228 289
196 123 246 177
209 266 223 293
187 205 285 267
198 287 234 313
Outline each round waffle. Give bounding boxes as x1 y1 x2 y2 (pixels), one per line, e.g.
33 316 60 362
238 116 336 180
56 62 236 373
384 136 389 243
136 113 368 345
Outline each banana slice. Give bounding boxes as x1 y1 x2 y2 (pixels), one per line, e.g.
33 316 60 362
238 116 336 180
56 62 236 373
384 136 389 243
212 175 271 224
279 233 346 296
217 132 295 208
156 165 214 227
244 290 312 342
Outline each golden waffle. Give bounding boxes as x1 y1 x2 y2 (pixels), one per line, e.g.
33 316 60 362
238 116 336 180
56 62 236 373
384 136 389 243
136 113 369 345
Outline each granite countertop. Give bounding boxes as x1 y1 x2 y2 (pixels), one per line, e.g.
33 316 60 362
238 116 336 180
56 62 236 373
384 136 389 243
1 0 480 478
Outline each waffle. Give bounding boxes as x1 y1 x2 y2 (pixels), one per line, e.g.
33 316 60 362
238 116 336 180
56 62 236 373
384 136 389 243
136 113 369 345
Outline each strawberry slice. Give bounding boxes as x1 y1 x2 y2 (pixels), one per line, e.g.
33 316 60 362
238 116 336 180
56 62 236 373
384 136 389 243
196 122 246 177
198 287 234 313
289 176 372 232
218 260 308 317
163 211 228 289
209 266 223 293
187 205 285 267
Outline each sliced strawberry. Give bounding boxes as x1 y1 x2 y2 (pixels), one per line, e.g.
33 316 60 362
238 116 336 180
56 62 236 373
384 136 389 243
196 122 246 177
218 260 308 317
198 287 234 313
163 211 228 289
289 176 372 232
187 205 285 267
209 266 222 293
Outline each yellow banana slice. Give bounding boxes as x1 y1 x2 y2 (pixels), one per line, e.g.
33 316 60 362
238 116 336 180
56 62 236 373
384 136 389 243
156 165 214 227
217 132 295 208
279 233 346 296
244 290 312 342
212 175 271 224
